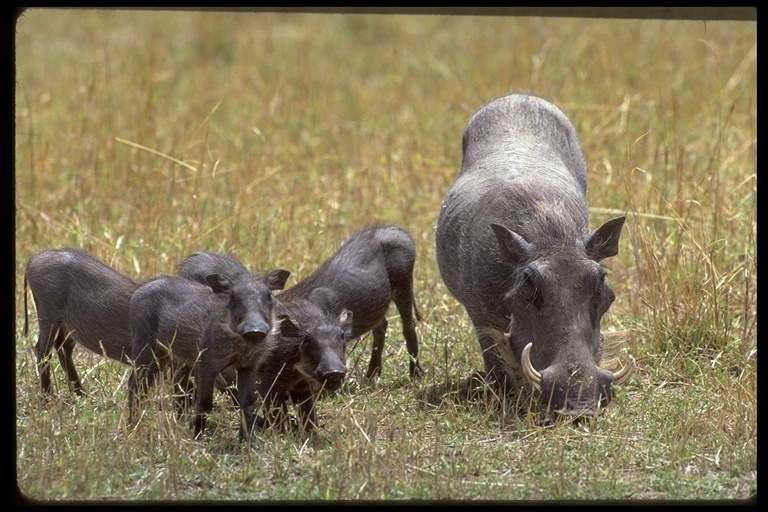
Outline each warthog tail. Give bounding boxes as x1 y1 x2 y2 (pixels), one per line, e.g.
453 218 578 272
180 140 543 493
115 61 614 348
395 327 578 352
22 272 29 337
413 302 423 323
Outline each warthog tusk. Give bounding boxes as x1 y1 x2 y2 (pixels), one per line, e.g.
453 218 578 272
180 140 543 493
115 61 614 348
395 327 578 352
612 354 636 385
521 343 542 391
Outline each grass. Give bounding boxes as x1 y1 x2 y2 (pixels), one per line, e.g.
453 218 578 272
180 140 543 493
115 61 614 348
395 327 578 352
14 8 756 503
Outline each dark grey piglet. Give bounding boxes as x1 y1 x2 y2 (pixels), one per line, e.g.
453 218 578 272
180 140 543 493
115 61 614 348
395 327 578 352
22 247 260 403
254 297 353 434
435 93 635 419
23 248 138 396
127 269 288 441
279 224 424 381
177 251 291 398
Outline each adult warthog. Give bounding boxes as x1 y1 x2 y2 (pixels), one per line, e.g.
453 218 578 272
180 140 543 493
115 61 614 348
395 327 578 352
435 93 635 419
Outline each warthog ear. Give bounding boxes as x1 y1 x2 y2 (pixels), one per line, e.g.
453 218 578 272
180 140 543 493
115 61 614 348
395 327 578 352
491 223 532 267
585 216 625 262
264 269 291 291
338 309 354 336
205 273 233 294
277 314 304 339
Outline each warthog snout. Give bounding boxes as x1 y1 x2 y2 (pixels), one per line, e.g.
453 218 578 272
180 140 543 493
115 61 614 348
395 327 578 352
319 370 346 391
522 342 636 418
242 330 268 343
239 316 270 343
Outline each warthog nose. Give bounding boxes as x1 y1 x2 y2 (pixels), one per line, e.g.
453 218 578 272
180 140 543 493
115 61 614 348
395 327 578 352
242 330 267 343
321 371 346 390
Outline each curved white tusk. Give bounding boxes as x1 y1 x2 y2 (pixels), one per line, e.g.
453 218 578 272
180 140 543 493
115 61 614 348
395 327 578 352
612 354 636 385
521 342 542 392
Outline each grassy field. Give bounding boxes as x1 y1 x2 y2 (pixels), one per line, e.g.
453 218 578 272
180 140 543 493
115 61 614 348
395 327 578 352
14 8 756 503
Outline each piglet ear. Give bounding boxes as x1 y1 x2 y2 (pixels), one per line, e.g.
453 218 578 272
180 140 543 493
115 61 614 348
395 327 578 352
491 223 532 267
205 273 232 294
337 309 354 336
264 269 291 291
585 216 625 262
277 314 304 339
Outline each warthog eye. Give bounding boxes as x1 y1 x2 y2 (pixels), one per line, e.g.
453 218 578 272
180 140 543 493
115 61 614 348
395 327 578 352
299 333 313 351
225 292 238 309
589 269 614 325
515 268 543 310
266 292 275 307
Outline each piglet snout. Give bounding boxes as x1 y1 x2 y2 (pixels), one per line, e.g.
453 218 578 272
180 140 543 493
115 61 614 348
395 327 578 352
321 371 346 391
242 330 267 343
